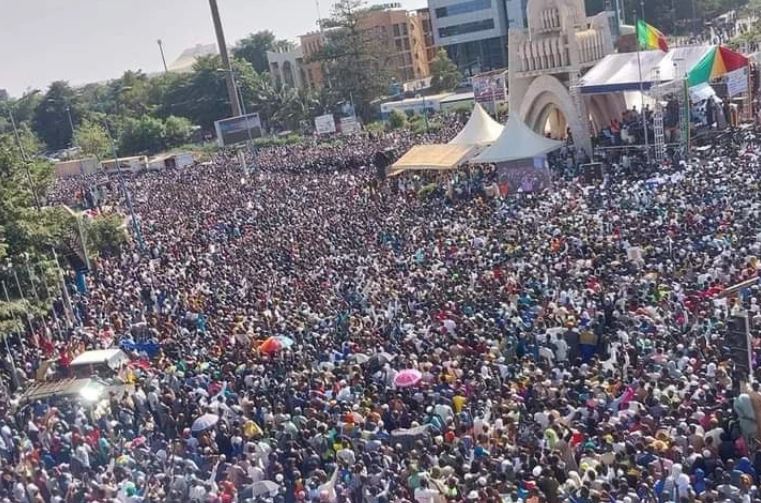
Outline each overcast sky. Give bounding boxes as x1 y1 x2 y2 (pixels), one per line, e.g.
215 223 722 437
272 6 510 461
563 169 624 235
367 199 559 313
2 0 427 97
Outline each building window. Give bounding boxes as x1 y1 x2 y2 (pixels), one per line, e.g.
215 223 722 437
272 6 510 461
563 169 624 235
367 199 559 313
393 24 401 37
402 23 408 35
438 19 495 38
403 38 410 50
395 39 403 50
434 0 491 18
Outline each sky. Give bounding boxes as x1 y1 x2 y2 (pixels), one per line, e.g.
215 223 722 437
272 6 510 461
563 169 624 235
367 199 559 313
1 0 427 98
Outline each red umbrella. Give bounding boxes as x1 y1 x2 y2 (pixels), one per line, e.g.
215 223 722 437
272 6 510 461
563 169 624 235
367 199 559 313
258 337 283 354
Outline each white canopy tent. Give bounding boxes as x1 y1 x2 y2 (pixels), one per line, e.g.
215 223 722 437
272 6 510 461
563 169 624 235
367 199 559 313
448 103 504 146
578 46 712 95
472 115 563 164
389 104 503 175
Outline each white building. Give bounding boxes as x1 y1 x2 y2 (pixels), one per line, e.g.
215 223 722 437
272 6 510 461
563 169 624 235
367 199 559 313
266 46 307 90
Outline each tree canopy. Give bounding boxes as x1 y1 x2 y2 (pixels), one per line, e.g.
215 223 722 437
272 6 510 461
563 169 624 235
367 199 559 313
232 34 297 74
430 49 461 93
313 0 394 121
32 81 81 151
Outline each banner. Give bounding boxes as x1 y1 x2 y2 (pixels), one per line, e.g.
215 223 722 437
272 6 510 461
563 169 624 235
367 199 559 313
472 71 507 104
496 158 551 194
314 114 337 135
339 116 361 135
214 113 262 147
726 67 748 97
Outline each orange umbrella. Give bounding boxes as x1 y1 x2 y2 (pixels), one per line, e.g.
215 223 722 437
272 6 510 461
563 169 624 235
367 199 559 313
258 337 282 354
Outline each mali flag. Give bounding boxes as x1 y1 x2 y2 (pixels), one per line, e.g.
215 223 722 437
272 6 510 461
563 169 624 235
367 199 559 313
637 20 669 52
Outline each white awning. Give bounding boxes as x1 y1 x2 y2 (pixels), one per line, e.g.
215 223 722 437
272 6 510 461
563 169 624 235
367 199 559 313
471 115 563 164
448 103 504 146
579 46 713 95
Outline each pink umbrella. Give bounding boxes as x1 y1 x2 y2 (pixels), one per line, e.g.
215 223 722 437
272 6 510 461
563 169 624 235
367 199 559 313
394 369 422 388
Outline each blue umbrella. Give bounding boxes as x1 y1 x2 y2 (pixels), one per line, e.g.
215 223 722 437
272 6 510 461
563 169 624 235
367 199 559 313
275 336 295 348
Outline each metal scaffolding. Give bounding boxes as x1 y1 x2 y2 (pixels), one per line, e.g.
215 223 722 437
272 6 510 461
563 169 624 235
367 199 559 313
652 68 666 163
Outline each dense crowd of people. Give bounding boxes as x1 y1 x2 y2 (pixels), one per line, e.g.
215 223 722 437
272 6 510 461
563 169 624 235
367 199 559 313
5 117 761 503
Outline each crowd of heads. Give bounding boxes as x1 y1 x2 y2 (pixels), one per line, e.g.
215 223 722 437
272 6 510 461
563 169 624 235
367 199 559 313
3 115 761 503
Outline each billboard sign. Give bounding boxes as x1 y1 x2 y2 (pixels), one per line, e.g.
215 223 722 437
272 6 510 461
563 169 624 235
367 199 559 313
214 113 262 147
314 114 337 135
339 116 361 135
472 71 508 104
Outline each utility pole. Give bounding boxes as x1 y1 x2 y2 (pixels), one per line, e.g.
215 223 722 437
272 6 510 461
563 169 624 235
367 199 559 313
6 106 41 210
157 39 169 73
208 0 242 117
103 122 146 253
65 106 76 146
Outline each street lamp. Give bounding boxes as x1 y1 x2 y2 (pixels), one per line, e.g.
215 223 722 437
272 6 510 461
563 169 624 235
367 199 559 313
45 97 77 148
3 90 42 210
102 120 146 253
157 39 169 73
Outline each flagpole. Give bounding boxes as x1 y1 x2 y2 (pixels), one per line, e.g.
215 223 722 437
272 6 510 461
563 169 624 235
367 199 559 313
636 2 651 167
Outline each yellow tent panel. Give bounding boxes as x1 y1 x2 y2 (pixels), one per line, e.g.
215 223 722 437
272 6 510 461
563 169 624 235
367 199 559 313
389 144 476 176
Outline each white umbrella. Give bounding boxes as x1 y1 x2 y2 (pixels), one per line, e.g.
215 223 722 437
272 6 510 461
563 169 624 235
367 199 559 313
349 353 370 364
247 480 280 498
191 413 219 433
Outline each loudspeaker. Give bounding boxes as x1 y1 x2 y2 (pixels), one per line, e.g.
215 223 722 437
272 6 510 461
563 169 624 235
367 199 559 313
374 148 396 180
726 315 752 375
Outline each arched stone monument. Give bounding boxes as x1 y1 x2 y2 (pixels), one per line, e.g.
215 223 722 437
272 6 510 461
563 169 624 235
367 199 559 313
508 0 625 154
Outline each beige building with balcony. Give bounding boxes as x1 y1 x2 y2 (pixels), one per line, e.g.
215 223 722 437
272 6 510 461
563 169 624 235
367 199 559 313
358 8 431 82
299 31 327 90
296 7 432 90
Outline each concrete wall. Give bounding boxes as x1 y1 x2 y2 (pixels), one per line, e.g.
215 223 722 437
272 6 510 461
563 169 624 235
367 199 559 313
54 158 100 178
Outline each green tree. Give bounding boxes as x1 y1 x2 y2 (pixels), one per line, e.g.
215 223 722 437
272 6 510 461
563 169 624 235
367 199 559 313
84 213 127 257
110 70 154 118
233 31 276 73
163 115 194 148
73 120 111 160
272 40 297 52
313 0 394 121
0 91 43 136
387 109 407 130
32 81 81 150
430 49 461 92
119 116 166 155
160 55 262 131
0 132 60 317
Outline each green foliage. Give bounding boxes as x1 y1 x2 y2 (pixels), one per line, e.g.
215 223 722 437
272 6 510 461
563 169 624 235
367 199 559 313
730 19 761 49
0 91 43 136
365 121 386 135
233 31 277 73
313 0 394 121
164 115 194 147
33 81 81 151
84 213 127 257
409 114 436 134
430 49 461 93
0 133 75 332
119 116 166 155
387 109 407 130
73 120 111 160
